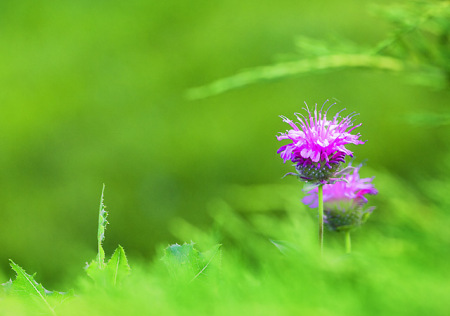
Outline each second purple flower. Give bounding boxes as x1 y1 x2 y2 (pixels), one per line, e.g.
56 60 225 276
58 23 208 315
302 165 378 232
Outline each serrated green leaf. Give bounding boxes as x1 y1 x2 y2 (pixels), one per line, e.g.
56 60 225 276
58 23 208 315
162 242 201 281
3 260 72 315
162 242 200 266
85 186 132 287
106 245 131 286
162 242 222 282
86 246 131 287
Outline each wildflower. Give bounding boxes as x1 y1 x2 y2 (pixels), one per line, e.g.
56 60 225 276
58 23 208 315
302 165 378 232
277 100 365 184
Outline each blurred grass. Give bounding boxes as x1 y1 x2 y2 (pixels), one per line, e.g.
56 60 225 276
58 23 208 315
2 165 449 315
0 0 448 300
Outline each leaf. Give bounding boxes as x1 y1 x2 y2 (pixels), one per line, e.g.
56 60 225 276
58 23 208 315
3 260 72 315
85 185 132 287
96 184 108 269
162 242 222 282
162 242 201 277
105 245 131 286
191 244 222 282
85 260 102 284
269 239 299 255
186 54 403 99
186 3 450 99
86 246 131 287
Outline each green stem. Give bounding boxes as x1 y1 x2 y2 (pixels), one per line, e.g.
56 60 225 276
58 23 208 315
345 230 351 254
318 184 324 255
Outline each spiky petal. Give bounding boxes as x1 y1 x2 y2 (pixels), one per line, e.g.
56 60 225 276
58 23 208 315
277 100 365 183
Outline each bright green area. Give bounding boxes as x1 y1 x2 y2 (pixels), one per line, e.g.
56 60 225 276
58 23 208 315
0 0 449 314
2 172 450 315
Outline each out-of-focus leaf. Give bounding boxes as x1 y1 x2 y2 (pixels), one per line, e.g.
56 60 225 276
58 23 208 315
187 54 403 99
162 242 221 282
187 2 450 99
270 239 299 255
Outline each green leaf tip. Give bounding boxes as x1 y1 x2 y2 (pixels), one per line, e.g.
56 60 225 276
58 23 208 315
106 245 131 286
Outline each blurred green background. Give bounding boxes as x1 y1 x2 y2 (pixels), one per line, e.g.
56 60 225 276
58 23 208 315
0 0 448 288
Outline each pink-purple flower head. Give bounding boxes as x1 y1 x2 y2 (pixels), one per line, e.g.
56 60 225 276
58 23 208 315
302 165 378 232
277 100 365 184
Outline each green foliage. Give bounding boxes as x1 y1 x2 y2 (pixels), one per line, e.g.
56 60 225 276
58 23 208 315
188 1 450 99
85 245 131 288
0 1 449 314
106 246 131 286
0 0 447 286
2 170 450 315
2 260 71 315
85 186 131 287
162 242 222 282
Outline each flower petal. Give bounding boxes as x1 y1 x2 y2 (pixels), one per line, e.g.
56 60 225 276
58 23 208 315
300 148 310 158
311 151 320 162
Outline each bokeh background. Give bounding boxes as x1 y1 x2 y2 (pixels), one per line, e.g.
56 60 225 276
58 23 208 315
0 0 448 289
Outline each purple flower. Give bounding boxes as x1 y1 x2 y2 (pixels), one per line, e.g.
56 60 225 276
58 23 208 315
277 100 365 183
302 165 378 231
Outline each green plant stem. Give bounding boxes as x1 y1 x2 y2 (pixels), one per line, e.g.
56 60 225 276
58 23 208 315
345 231 351 254
318 184 324 255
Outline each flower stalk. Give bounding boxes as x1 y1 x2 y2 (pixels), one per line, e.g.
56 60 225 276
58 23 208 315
276 101 368 253
345 230 351 254
302 164 377 253
318 184 324 255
